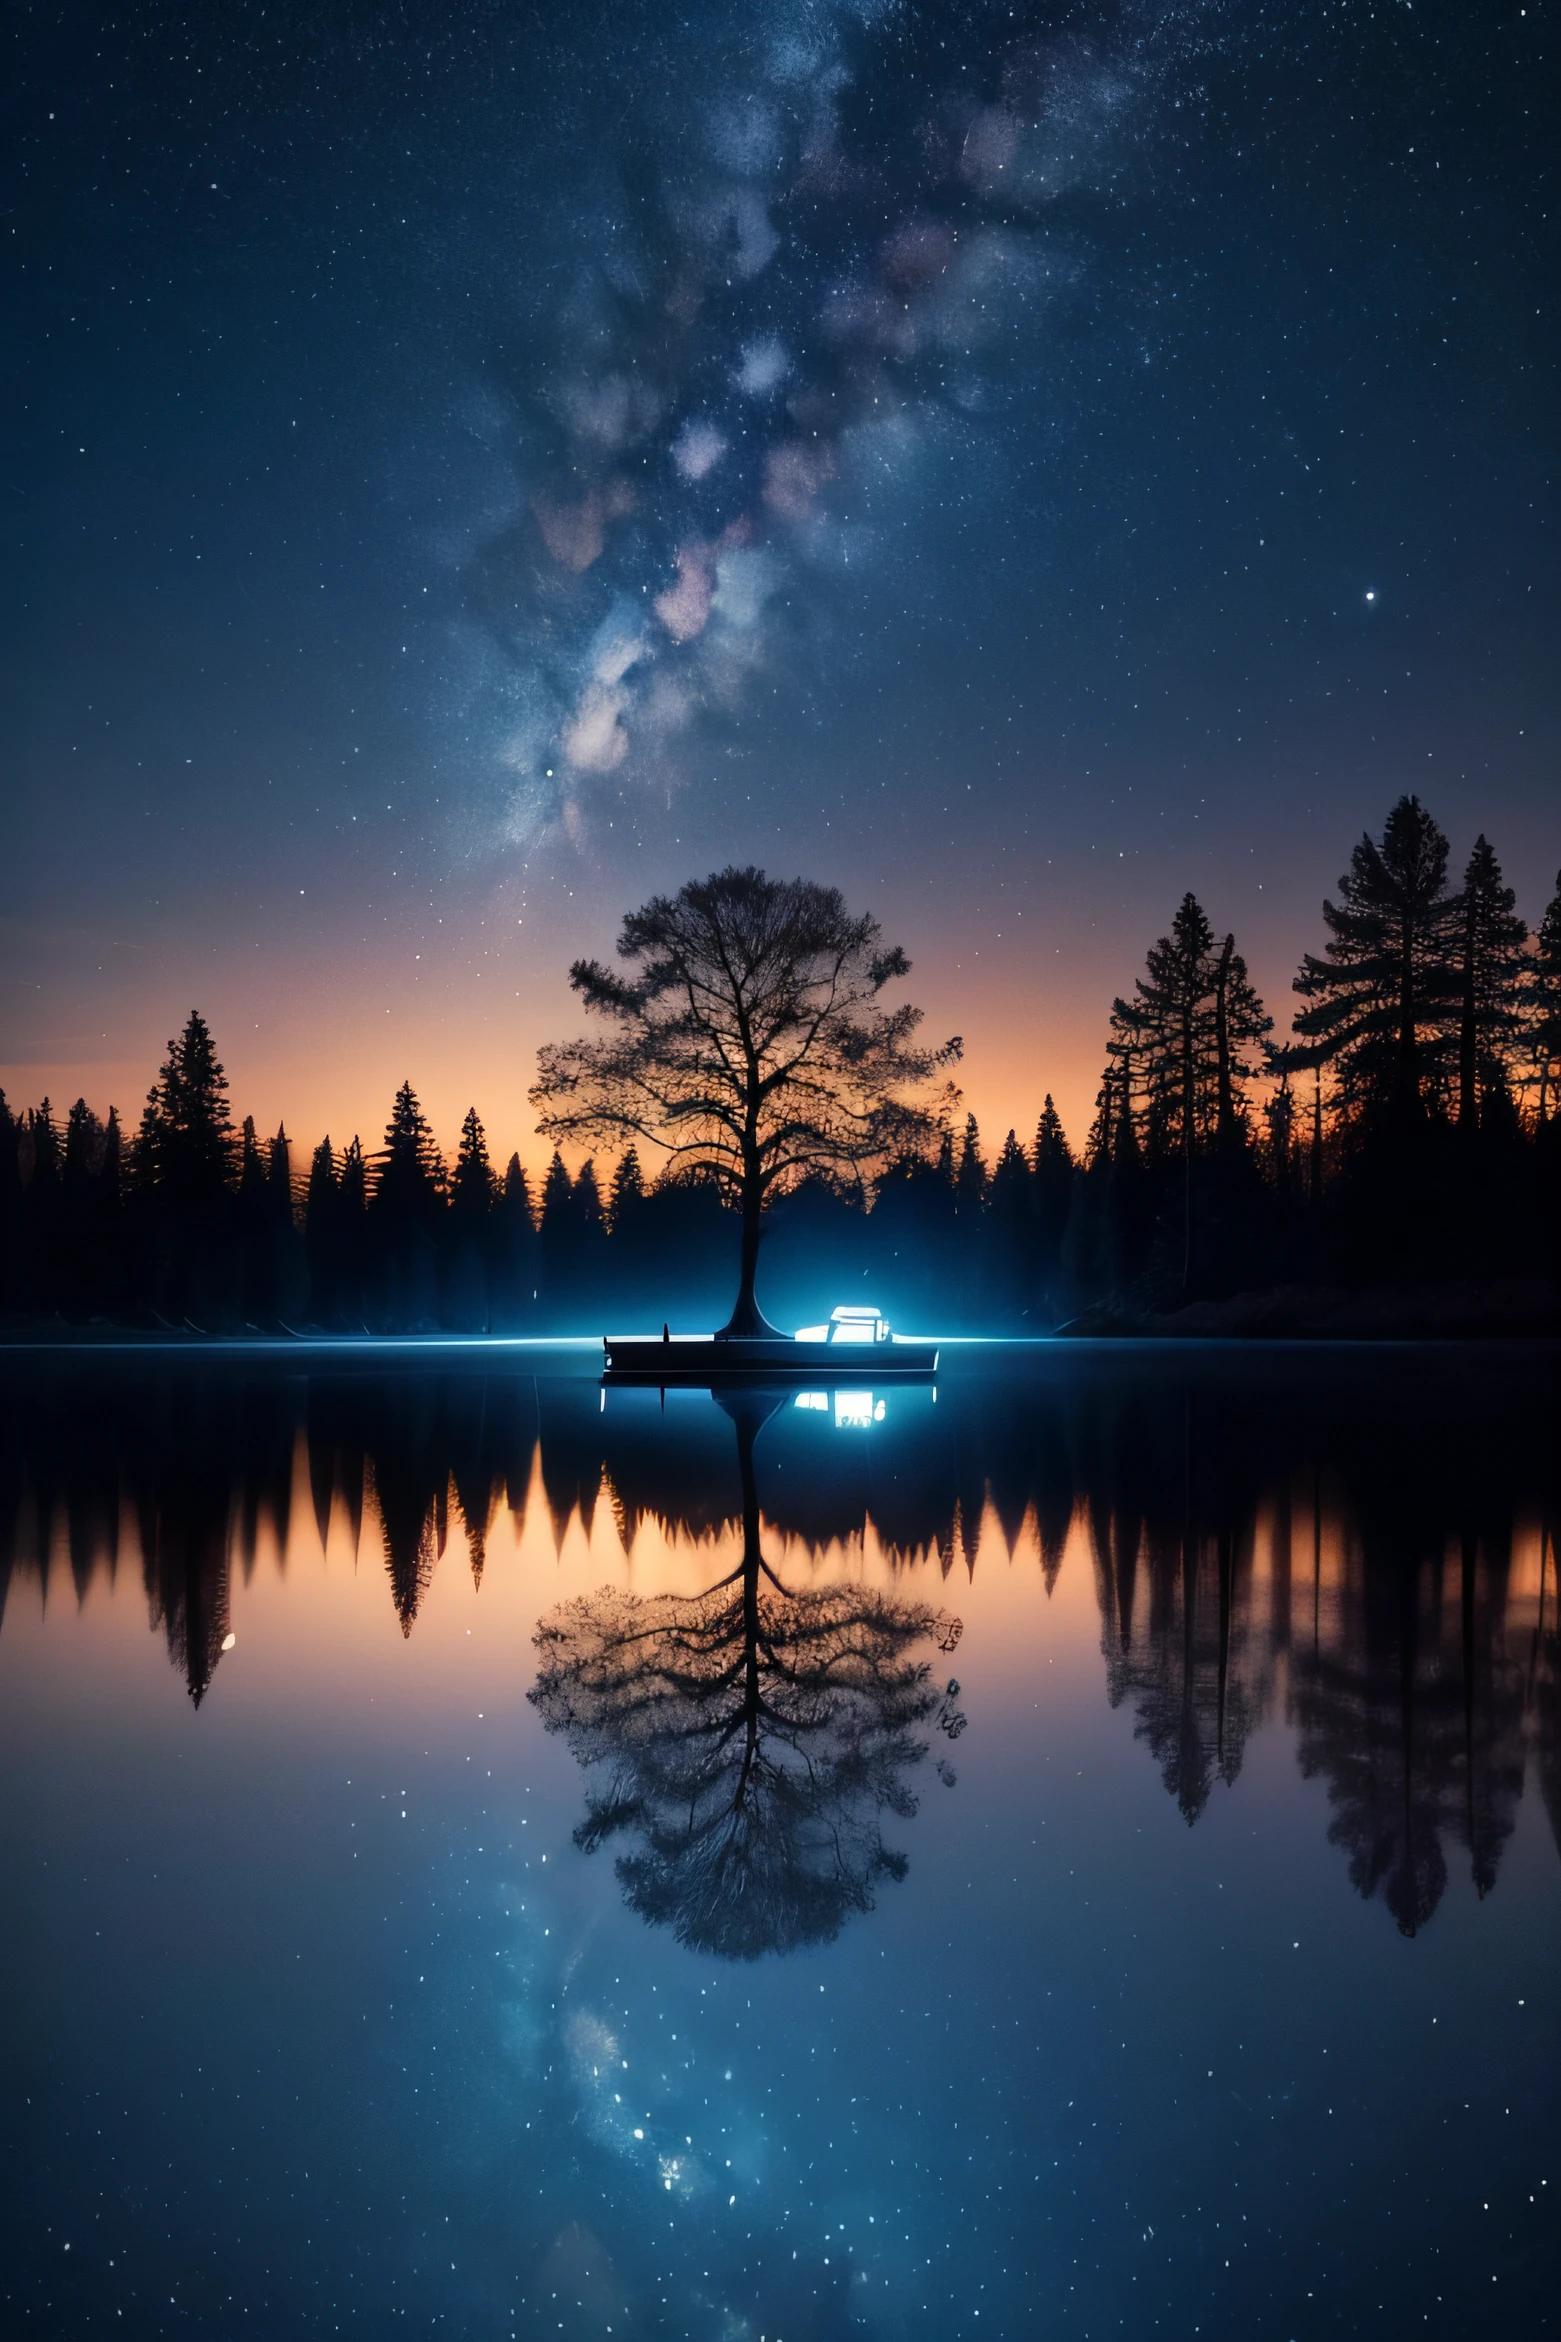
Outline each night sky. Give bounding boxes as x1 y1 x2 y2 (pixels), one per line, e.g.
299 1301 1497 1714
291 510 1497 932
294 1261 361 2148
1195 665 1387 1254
4 0 1556 1163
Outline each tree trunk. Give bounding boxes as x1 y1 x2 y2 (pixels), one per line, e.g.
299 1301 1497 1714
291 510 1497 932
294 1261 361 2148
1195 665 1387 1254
1398 908 1420 1113
717 1163 784 1339
1458 891 1478 1131
1310 1065 1323 1207
1214 934 1236 1143
1181 1001 1195 1291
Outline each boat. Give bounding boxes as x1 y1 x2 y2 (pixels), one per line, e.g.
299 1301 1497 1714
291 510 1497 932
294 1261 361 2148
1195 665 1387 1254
603 1304 937 1380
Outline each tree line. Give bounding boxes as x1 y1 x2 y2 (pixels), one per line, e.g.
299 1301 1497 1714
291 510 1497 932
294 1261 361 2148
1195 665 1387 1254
1 793 1557 1333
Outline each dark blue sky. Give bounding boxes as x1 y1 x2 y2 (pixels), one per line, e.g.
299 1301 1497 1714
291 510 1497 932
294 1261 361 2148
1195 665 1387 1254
4 0 1555 1153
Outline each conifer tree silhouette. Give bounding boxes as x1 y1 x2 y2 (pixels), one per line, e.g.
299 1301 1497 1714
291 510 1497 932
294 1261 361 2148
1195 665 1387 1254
370 1083 443 1327
151 1012 236 1200
955 1112 988 1209
337 1136 368 1322
447 1108 495 1330
451 1107 494 1218
238 1116 270 1322
305 1138 339 1322
491 1153 537 1330
1532 872 1561 1126
1455 835 1528 1132
608 1145 646 1228
1292 796 1460 1123
373 1081 444 1217
1031 1094 1076 1310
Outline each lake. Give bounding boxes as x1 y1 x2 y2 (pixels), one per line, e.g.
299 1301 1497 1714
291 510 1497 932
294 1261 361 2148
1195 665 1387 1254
1 1343 1557 2338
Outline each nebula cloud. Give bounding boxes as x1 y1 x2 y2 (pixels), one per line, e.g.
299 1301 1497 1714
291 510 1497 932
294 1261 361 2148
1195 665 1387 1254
452 0 1207 844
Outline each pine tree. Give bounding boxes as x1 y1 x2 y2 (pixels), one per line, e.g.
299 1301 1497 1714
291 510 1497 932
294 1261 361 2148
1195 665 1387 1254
1531 870 1561 1124
991 1128 1031 1204
131 1084 163 1194
1031 1094 1075 1304
502 1152 534 1222
1032 1096 1073 1192
373 1081 444 1219
337 1136 368 1320
102 1105 122 1209
339 1134 367 1218
955 1114 987 1210
1264 1073 1298 1197
1111 896 1270 1164
491 1152 537 1331
539 1150 573 1231
63 1098 104 1192
239 1115 266 1200
306 1136 339 1319
1212 933 1271 1145
154 1012 236 1200
267 1125 294 1210
451 1107 494 1219
1454 835 1527 1130
575 1157 604 1229
1084 1064 1117 1172
608 1145 646 1231
1292 796 1459 1123
1111 896 1214 1163
27 1099 61 1192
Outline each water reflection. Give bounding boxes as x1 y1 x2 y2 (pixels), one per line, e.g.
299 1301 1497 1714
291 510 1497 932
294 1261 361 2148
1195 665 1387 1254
0 1350 1556 1939
531 1392 964 1958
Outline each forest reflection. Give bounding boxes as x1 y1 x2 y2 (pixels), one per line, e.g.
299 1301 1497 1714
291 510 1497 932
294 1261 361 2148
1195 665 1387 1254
0 1355 1556 1941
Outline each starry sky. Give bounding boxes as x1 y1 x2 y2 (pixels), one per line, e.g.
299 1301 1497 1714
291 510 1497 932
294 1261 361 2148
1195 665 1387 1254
3 0 1556 1164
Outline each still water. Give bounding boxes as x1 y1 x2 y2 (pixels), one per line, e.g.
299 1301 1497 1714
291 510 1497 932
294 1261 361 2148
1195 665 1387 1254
1 1344 1557 2338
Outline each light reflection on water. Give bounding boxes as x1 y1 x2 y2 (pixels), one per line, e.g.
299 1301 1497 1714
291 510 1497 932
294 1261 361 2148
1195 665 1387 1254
0 1345 1557 2337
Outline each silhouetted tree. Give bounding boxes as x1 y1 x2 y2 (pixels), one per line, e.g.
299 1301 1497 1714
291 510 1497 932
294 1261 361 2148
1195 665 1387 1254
370 1082 444 1327
987 1128 1035 1315
608 1146 645 1228
1531 871 1561 1125
446 1106 495 1329
1264 1071 1299 1198
1031 1095 1074 1306
451 1106 494 1217
537 1149 575 1322
148 1012 237 1201
1455 835 1527 1132
530 1393 964 1957
1111 897 1269 1161
1292 796 1460 1124
336 1136 369 1323
305 1138 340 1323
955 1113 988 1210
491 1153 536 1329
532 867 960 1337
265 1125 305 1322
1106 897 1271 1292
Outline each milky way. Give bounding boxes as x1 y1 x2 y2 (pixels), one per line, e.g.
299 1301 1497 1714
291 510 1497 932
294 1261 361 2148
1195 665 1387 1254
454 0 1212 845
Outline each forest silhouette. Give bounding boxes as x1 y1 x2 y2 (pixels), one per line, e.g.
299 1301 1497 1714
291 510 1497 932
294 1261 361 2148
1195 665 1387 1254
1 1352 1555 1941
2 796 1558 1336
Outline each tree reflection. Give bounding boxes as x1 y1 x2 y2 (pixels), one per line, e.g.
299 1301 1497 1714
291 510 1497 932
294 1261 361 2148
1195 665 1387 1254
0 1353 1554 1945
1290 1487 1527 1936
529 1392 964 1958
